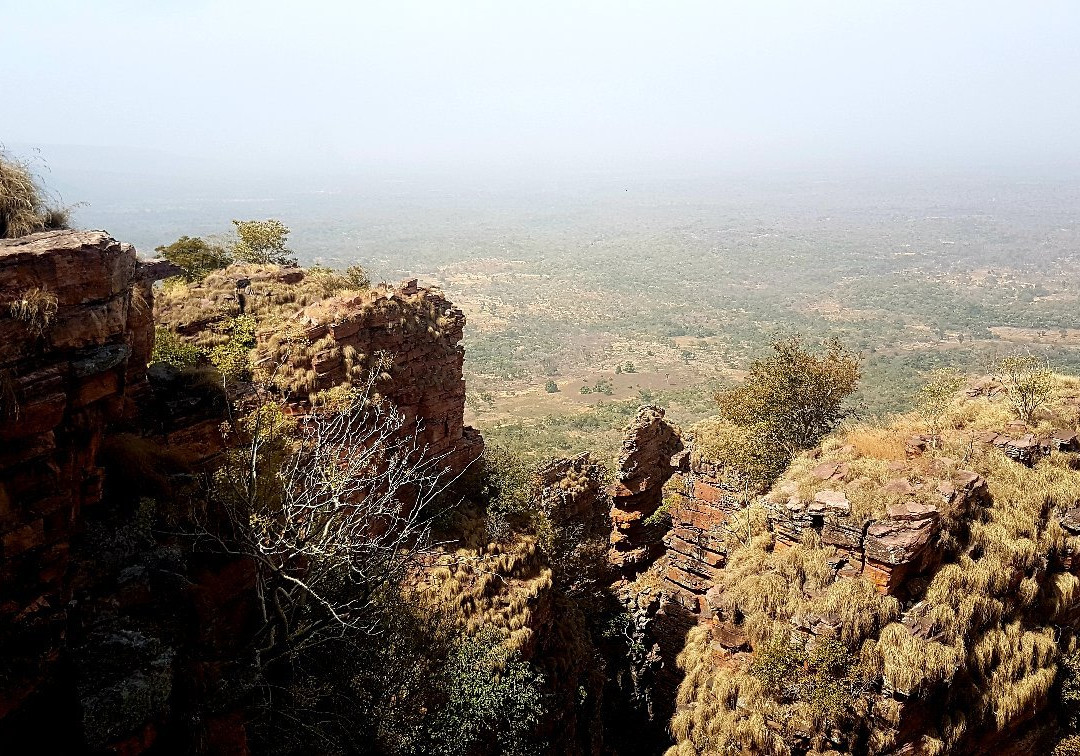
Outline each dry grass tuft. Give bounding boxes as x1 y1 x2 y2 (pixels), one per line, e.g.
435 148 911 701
9 286 58 337
414 533 553 659
0 151 71 238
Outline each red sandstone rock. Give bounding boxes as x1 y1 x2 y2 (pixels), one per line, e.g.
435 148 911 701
811 461 840 480
884 478 917 497
609 406 683 575
885 500 938 522
810 489 851 515
864 518 937 565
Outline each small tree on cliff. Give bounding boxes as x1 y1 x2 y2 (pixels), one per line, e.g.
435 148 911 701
999 354 1054 425
916 367 965 442
715 336 860 460
213 366 455 652
155 235 233 281
231 218 297 266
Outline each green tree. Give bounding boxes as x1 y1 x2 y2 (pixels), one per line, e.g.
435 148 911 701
715 336 860 458
916 367 965 441
425 629 547 756
999 355 1054 424
151 326 201 368
231 218 296 265
544 380 559 393
342 263 371 289
155 235 232 281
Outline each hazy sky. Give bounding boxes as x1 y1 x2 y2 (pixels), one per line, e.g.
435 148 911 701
4 1 1080 173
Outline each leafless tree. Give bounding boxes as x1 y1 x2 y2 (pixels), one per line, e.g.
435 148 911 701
213 368 456 666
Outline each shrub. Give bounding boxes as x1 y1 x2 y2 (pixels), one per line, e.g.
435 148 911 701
151 327 202 368
544 380 559 393
999 355 1054 424
476 445 536 525
423 628 547 756
691 417 789 492
0 150 71 238
155 235 233 282
208 314 257 381
749 635 868 725
342 263 372 289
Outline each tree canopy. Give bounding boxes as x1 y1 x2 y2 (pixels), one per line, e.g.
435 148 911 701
231 218 296 265
155 235 233 281
715 336 861 460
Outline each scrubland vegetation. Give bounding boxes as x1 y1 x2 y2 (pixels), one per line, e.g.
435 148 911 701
669 369 1080 755
11 159 1080 755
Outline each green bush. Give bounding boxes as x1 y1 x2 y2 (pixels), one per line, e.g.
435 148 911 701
476 446 536 523
208 314 257 380
151 327 201 368
749 636 867 723
155 235 233 281
423 629 547 756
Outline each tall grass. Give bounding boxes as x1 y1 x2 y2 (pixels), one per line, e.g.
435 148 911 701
0 149 70 238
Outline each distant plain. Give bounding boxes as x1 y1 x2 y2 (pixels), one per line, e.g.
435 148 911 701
50 158 1080 465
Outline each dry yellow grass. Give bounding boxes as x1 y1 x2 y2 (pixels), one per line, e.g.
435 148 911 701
669 373 1080 755
415 534 553 659
8 286 58 337
845 424 907 460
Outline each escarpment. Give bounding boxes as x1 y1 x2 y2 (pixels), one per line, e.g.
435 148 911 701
0 231 487 752
5 228 1080 756
607 382 1080 756
156 265 482 476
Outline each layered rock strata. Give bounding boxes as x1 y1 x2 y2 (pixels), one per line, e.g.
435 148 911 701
608 406 686 576
283 278 483 475
0 231 254 752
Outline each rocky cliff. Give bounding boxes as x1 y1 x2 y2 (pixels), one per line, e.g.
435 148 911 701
0 230 256 752
1 231 159 728
0 231 486 753
647 384 1080 755
284 279 483 473
155 265 483 476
